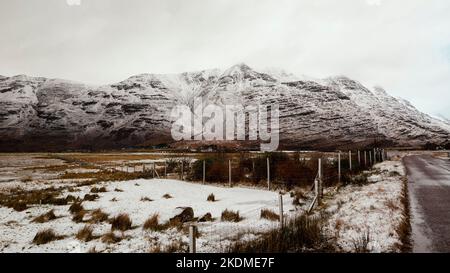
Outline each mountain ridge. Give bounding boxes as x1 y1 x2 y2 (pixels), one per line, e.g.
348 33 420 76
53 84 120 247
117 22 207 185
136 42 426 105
1 64 449 151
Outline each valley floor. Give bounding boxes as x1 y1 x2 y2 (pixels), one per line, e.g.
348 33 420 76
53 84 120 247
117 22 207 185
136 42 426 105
0 153 410 253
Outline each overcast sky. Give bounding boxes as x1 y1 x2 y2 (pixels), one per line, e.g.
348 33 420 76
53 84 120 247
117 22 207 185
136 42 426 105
1 0 449 118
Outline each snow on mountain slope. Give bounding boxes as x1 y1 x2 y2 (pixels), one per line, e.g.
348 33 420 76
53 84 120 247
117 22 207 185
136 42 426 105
0 64 449 151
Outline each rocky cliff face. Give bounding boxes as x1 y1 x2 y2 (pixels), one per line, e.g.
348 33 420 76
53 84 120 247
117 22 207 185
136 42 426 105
0 64 449 151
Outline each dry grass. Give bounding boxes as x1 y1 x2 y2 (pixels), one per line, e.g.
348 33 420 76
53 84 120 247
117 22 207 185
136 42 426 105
90 187 107 193
352 230 371 253
221 209 242 222
228 214 331 253
32 210 57 223
88 209 109 223
260 209 279 221
111 213 132 232
21 176 33 183
72 210 87 223
162 193 173 199
384 199 399 210
101 232 122 244
394 178 412 252
164 240 188 253
83 194 99 201
59 169 152 183
140 197 153 202
114 188 124 192
143 214 165 231
76 225 96 242
69 202 84 214
0 187 69 211
198 212 213 222
32 229 64 245
207 193 215 202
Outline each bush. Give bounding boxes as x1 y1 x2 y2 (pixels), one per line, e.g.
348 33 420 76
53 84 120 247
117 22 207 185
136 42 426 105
111 214 132 231
221 209 242 222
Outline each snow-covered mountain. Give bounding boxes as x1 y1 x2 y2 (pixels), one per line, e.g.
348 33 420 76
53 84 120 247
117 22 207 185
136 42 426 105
1 64 449 151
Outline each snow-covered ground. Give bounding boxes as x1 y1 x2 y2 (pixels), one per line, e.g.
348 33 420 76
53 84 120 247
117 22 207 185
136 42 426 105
0 178 295 253
324 161 407 252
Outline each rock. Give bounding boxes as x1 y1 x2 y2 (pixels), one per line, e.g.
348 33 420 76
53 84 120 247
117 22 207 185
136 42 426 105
170 207 194 223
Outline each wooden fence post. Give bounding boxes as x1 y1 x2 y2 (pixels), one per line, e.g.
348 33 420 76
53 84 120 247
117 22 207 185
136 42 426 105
143 164 146 173
373 148 377 163
338 152 341 183
189 225 197 253
152 163 155 178
318 158 323 198
358 150 361 166
228 159 232 187
164 160 167 178
369 151 372 165
267 157 270 191
203 160 205 184
279 193 284 229
364 151 367 166
349 151 352 171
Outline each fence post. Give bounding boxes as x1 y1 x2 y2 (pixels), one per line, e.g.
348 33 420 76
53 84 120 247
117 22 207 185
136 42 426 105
134 165 136 173
203 160 205 184
267 157 270 191
189 225 197 253
152 163 155 178
180 161 183 180
143 164 146 173
358 150 361 166
338 152 341 183
369 151 372 166
318 158 323 198
228 159 232 187
164 160 167 178
373 148 377 163
349 151 352 171
364 151 367 166
279 193 284 229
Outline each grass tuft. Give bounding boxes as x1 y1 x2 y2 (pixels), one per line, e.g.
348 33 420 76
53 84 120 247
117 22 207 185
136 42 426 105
111 213 132 232
32 210 57 223
221 209 242 222
207 193 215 202
32 229 64 245
260 209 279 221
76 225 96 242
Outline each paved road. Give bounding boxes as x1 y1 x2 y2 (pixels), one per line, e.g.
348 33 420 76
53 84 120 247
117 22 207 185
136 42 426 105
403 155 450 252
